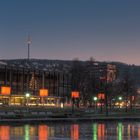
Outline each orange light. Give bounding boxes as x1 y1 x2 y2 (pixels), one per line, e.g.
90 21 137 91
98 124 105 139
39 89 48 97
71 91 80 98
38 125 48 140
0 126 10 140
1 86 11 95
71 124 79 140
98 93 105 99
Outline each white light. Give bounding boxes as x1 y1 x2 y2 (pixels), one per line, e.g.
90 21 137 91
25 93 30 98
93 97 98 101
118 97 122 101
60 103 64 108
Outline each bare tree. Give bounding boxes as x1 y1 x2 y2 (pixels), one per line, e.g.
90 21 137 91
120 69 137 111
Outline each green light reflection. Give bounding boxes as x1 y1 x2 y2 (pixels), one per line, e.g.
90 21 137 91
93 123 97 140
118 123 122 140
24 125 30 140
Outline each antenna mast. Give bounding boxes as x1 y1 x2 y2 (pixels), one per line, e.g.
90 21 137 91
27 35 31 60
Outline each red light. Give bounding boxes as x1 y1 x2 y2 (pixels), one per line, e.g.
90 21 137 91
71 91 80 98
98 93 105 99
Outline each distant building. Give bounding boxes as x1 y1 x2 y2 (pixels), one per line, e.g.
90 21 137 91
0 60 117 100
107 64 117 83
89 62 116 83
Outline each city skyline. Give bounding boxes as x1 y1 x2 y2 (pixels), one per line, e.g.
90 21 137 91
0 0 140 65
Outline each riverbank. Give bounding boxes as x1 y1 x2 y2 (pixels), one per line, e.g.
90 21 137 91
1 116 140 123
0 106 140 123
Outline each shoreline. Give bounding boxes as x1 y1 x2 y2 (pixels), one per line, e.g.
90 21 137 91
0 116 140 123
0 106 140 123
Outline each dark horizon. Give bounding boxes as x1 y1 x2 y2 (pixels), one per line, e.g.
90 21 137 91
1 57 138 67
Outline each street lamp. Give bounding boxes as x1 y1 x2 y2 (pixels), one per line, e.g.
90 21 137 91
118 96 122 101
118 96 122 108
25 93 30 106
93 97 98 101
25 93 30 98
93 96 98 110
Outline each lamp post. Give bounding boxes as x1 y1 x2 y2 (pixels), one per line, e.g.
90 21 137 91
25 93 30 112
71 91 79 114
25 93 30 106
118 96 122 109
93 96 98 110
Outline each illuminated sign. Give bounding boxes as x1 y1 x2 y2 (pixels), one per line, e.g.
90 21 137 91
1 86 11 95
71 91 79 98
39 89 48 97
98 93 105 99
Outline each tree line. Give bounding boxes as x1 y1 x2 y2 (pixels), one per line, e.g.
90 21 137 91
70 58 137 112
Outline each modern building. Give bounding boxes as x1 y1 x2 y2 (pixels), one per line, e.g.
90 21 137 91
0 60 117 106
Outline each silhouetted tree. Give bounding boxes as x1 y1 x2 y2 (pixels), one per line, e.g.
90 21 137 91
71 58 85 107
120 69 137 111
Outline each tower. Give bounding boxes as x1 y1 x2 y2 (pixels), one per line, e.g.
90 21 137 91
27 35 31 60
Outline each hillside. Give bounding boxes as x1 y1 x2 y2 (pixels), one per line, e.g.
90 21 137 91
1 59 140 86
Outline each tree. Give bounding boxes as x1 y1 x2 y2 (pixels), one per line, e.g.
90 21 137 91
71 59 85 107
120 69 137 111
70 58 98 107
79 58 98 107
29 72 39 94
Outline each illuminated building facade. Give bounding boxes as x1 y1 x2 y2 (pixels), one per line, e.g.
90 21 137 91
0 62 71 106
0 60 116 106
0 63 71 97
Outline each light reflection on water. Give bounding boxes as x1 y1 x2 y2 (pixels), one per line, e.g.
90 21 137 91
0 121 140 140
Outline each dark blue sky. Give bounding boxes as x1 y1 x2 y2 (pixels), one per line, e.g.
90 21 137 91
0 0 140 65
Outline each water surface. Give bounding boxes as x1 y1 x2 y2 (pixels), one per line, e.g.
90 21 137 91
0 121 140 140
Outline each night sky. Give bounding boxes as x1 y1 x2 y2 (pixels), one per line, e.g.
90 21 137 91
0 0 140 65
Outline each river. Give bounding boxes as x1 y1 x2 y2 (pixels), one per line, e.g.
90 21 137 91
0 121 139 140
